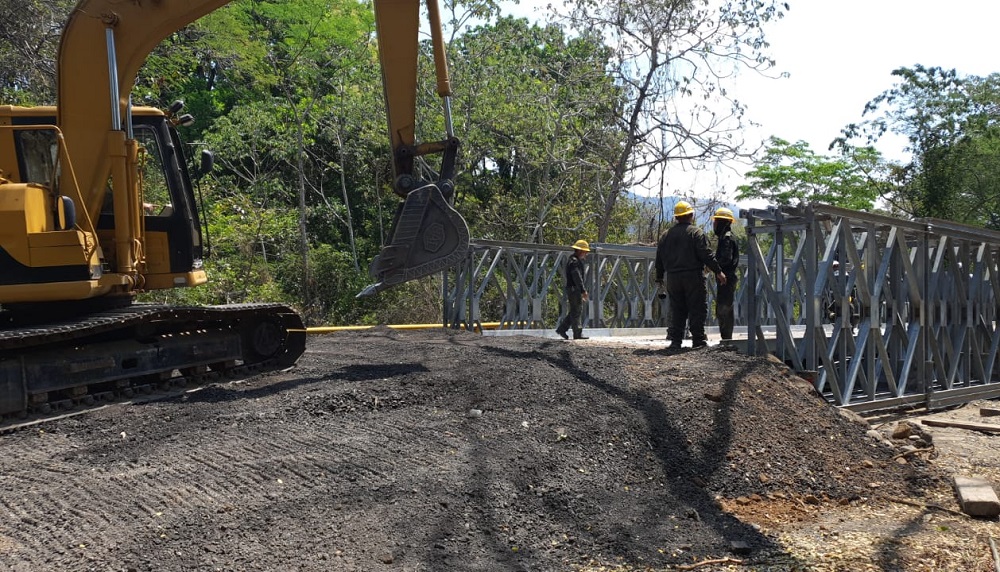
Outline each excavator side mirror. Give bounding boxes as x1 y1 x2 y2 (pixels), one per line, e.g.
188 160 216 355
177 114 195 127
199 149 215 177
169 100 185 115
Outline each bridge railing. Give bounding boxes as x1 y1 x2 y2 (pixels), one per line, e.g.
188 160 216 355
443 239 748 332
745 203 1000 410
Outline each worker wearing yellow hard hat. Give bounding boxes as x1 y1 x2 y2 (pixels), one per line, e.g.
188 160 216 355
673 201 695 217
654 201 727 349
556 239 591 340
712 207 736 222
711 206 740 342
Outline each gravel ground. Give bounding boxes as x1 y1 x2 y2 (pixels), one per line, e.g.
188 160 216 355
0 328 971 571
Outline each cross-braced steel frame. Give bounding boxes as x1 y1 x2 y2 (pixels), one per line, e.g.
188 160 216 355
443 239 744 332
745 203 1000 411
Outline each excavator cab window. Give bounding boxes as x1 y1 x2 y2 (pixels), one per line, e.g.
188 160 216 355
135 126 173 217
95 116 203 274
14 128 59 189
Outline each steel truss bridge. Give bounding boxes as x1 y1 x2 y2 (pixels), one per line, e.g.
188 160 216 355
442 203 1000 412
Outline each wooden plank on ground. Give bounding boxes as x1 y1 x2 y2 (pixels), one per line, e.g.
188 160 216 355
922 418 1000 433
989 537 1000 572
981 407 1000 417
954 476 1000 518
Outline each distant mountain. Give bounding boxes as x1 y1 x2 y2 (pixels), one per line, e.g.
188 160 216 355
626 192 742 226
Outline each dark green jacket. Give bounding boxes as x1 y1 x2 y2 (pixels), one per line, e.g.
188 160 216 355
715 230 739 274
655 221 722 280
565 255 587 295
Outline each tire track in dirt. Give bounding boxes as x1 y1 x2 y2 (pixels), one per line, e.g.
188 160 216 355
47 415 450 551
0 433 320 559
1 485 99 557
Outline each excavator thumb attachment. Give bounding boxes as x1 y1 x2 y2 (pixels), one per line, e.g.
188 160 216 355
359 183 469 297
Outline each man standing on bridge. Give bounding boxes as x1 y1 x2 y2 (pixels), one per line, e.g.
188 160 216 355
556 239 590 340
655 201 726 349
711 207 740 343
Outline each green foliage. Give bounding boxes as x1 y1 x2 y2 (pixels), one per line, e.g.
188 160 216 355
839 65 1000 227
450 17 623 246
204 103 298 200
307 244 377 324
138 3 275 137
0 0 75 104
202 195 300 302
737 137 884 210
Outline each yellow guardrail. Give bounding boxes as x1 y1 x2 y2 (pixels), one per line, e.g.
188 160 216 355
304 322 502 334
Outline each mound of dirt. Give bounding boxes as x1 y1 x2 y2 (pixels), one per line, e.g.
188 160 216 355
0 329 943 571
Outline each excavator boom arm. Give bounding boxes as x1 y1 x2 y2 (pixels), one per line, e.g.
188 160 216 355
58 0 236 219
58 0 468 295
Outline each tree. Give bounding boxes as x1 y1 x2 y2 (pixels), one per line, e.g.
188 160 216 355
0 0 74 104
558 0 787 241
448 16 627 246
736 137 885 210
838 65 1000 226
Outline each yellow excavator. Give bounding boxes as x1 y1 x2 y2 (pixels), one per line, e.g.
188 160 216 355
0 0 469 417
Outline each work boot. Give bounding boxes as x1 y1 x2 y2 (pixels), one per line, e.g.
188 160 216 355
556 329 569 340
573 330 588 340
692 340 708 349
667 341 682 350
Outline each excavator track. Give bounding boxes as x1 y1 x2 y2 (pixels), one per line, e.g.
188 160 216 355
0 303 306 423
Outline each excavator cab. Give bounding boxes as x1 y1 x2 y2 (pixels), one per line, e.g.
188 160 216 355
96 108 207 292
0 105 207 306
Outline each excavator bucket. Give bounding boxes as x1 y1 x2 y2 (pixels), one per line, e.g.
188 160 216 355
359 183 469 297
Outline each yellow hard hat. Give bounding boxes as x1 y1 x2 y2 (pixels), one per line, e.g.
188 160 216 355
572 239 590 252
712 207 736 222
674 201 694 217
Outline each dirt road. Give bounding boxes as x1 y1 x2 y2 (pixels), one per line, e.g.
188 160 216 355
0 328 994 571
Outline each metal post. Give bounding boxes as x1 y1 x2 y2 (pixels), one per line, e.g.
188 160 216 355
804 204 817 371
746 210 758 356
105 27 121 131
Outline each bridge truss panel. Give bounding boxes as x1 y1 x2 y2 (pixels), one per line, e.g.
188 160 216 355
746 203 1000 409
443 240 742 332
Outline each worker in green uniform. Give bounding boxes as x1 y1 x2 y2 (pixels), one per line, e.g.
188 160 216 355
711 207 740 342
556 240 590 340
655 202 726 349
